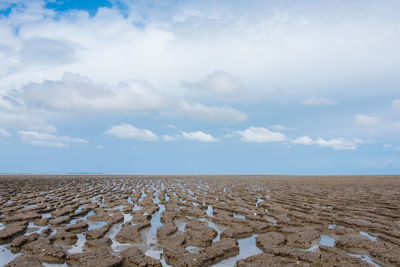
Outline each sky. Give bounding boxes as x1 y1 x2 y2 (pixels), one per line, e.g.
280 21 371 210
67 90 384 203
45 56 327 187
0 0 399 174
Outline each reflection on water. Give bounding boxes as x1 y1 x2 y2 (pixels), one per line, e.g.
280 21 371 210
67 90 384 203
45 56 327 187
348 253 379 267
212 234 262 266
67 232 85 254
0 243 20 266
360 231 377 242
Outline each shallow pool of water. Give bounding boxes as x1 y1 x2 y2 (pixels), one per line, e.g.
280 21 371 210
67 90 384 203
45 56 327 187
348 253 379 267
42 263 68 267
186 245 201 254
88 221 107 230
67 232 85 254
146 204 165 245
0 244 20 266
360 231 377 242
306 234 335 251
212 234 262 266
233 213 245 219
206 205 214 217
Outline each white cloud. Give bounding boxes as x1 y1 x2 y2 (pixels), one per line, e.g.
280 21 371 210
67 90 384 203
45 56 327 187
19 37 77 66
0 0 399 102
16 72 167 113
183 71 246 98
0 128 11 137
291 135 364 150
290 136 365 150
384 144 400 151
355 114 383 127
315 138 364 150
162 134 178 142
300 97 338 106
96 145 104 149
18 130 87 148
291 136 314 145
269 124 294 131
105 123 158 141
178 101 247 123
237 127 286 143
392 99 400 110
181 131 218 142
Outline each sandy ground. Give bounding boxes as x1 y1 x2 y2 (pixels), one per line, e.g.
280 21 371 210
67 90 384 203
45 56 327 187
0 175 399 267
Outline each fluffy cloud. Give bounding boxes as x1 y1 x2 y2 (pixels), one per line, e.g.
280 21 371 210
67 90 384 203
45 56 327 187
178 101 247 123
355 114 383 127
19 37 77 66
18 131 87 148
183 71 246 98
300 97 338 106
162 134 178 142
291 136 314 145
16 72 167 113
105 123 158 141
237 127 286 143
291 136 364 150
2 0 397 100
315 138 364 150
269 124 294 131
181 131 218 142
0 128 11 137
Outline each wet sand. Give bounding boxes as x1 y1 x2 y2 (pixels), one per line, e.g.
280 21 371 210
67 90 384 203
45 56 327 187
0 175 399 266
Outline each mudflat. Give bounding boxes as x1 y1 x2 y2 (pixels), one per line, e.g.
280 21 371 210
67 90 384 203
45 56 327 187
0 175 399 266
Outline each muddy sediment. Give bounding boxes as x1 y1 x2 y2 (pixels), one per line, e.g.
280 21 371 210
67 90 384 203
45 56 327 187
0 175 400 266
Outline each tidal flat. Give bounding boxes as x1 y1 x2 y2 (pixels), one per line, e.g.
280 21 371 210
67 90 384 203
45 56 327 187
0 175 399 266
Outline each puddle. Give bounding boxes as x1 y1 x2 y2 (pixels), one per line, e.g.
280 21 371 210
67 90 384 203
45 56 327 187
88 221 107 230
233 213 245 219
68 232 85 254
146 204 165 245
0 244 20 266
75 204 88 213
320 234 335 247
199 218 224 243
27 222 48 234
0 222 5 231
306 234 335 251
42 263 68 267
348 253 379 267
256 198 263 207
264 215 277 225
138 191 147 202
145 248 162 259
186 245 201 254
133 204 143 211
206 205 214 217
177 221 187 232
153 192 161 204
42 212 52 219
123 212 133 223
212 234 262 266
108 222 132 252
360 231 377 242
328 224 345 229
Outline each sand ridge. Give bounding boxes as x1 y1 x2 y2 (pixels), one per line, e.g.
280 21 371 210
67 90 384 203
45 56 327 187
0 175 399 266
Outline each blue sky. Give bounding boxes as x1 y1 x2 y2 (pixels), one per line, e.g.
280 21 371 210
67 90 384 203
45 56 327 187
0 0 399 174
